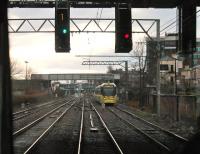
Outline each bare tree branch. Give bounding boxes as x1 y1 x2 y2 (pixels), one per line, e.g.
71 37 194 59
10 59 23 79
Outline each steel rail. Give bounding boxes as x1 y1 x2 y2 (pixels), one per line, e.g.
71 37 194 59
108 108 171 152
13 97 69 116
13 112 33 121
13 98 76 137
116 106 188 142
12 98 72 120
77 99 85 154
23 99 78 154
90 101 124 154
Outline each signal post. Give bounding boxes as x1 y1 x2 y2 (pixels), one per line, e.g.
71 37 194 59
55 0 70 52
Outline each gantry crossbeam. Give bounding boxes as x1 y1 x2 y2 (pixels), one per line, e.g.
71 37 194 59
82 60 126 67
8 18 158 39
82 60 124 65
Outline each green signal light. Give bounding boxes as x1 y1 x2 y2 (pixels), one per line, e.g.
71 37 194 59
62 28 68 34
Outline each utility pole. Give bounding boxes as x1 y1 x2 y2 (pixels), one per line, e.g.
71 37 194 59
174 59 177 95
173 57 179 121
175 58 179 121
156 20 160 117
139 57 142 107
125 61 128 103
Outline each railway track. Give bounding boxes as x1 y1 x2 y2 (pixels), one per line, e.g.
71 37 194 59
89 98 161 154
13 96 188 154
13 97 72 121
89 100 124 154
75 98 123 154
13 97 76 132
13 97 79 154
107 106 188 153
27 97 124 154
21 97 84 154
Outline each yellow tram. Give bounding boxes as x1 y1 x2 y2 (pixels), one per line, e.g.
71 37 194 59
94 82 118 105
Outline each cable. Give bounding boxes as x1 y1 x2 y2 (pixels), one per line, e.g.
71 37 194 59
162 9 200 35
149 12 179 36
160 20 176 33
160 16 177 28
161 9 200 35
99 8 103 23
150 9 200 37
171 13 200 34
96 8 99 19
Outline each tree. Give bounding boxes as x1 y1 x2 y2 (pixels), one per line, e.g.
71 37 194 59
10 59 34 79
107 65 114 73
130 42 147 107
10 59 23 79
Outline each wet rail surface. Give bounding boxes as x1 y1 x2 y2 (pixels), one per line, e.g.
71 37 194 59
81 98 123 154
28 97 125 154
13 96 188 154
13 97 74 120
89 98 163 154
107 106 188 153
23 98 83 154
13 98 79 154
13 97 75 131
12 97 68 118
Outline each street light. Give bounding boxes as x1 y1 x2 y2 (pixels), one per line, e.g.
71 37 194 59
25 61 29 93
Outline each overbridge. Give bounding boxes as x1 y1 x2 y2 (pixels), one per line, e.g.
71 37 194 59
31 73 120 81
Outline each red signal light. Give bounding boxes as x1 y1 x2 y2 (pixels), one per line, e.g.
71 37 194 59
123 33 130 39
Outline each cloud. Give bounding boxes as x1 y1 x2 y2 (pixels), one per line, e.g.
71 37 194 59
8 8 179 74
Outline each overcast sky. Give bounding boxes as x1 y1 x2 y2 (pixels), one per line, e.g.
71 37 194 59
8 8 200 77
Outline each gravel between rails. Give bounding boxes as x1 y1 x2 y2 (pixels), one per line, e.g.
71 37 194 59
25 99 83 154
117 103 196 138
110 106 186 153
13 97 74 132
81 98 118 154
13 100 75 154
13 97 66 115
91 99 164 154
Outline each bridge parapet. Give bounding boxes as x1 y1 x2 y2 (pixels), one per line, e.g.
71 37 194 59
31 73 119 81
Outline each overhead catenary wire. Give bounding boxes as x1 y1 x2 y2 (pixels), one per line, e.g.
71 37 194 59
162 10 200 34
150 9 200 37
98 8 103 24
171 9 200 34
160 9 200 35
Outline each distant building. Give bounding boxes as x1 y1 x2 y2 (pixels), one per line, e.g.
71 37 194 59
110 68 141 89
146 33 200 90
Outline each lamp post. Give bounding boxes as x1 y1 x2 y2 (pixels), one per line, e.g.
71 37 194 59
25 61 28 93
